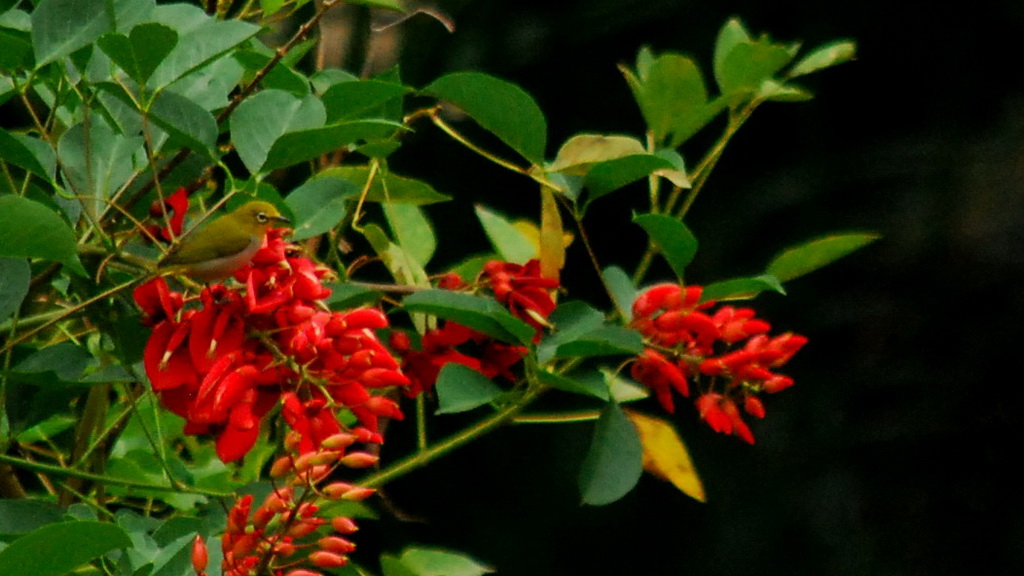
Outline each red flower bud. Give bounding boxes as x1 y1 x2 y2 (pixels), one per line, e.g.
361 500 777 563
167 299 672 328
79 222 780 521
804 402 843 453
191 536 208 575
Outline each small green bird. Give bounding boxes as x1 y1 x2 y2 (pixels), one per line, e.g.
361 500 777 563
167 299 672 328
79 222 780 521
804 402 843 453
159 201 290 282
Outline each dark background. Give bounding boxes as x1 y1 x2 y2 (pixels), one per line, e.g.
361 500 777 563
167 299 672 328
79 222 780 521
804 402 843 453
341 1 1023 575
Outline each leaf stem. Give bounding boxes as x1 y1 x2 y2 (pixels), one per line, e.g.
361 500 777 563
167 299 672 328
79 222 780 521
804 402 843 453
360 383 548 488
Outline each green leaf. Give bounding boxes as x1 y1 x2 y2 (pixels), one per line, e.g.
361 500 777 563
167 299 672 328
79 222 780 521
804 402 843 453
788 39 857 78
537 301 605 364
234 48 311 95
701 274 785 302
602 266 636 322
147 4 260 89
0 25 32 70
713 18 752 87
402 289 534 345
322 79 411 123
0 196 85 275
632 213 698 279
474 204 535 264
0 128 52 180
0 257 30 322
347 0 407 10
97 23 178 84
424 72 547 164
536 369 608 400
435 363 504 414
57 118 145 219
388 547 494 576
385 203 436 268
147 89 217 158
262 120 406 172
285 177 359 240
0 521 132 576
579 402 643 505
13 341 92 382
0 500 63 537
31 0 111 67
363 224 431 309
638 53 708 145
553 326 644 360
584 154 675 207
324 283 382 310
231 89 326 174
766 232 880 282
716 38 794 96
547 133 645 175
319 166 450 205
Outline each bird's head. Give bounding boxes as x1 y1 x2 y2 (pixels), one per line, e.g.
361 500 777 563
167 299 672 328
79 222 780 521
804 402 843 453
229 201 290 236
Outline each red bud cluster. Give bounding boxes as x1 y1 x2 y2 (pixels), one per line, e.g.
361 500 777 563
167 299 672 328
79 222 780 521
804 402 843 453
390 259 558 396
135 229 409 461
629 283 806 444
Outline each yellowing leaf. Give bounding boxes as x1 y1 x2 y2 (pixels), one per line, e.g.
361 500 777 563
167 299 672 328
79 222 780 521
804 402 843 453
625 409 706 502
539 187 565 281
548 133 646 175
511 220 573 252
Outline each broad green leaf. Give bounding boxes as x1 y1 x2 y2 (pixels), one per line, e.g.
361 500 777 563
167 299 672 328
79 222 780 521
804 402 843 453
605 367 649 403
385 203 436 267
13 341 92 382
537 369 608 399
716 39 794 97
766 233 880 282
537 301 605 364
475 204 535 264
584 154 675 207
165 51 245 110
57 118 145 219
285 177 358 240
0 257 30 322
363 224 431 304
97 23 178 84
602 265 636 322
262 120 406 172
0 521 132 576
234 48 311 95
789 39 857 78
322 79 411 123
435 363 503 414
0 196 85 275
625 409 705 502
713 18 752 87
553 326 644 360
148 4 260 89
324 283 382 310
424 72 547 164
632 213 698 279
0 500 63 537
15 413 78 443
548 134 645 175
639 53 708 145
579 401 643 505
0 129 51 180
0 25 32 70
701 274 785 302
259 0 286 17
31 0 110 67
147 89 217 158
319 166 450 205
388 547 494 576
231 90 326 174
402 289 534 345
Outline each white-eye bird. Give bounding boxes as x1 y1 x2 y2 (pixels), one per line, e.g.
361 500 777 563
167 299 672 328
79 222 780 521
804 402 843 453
159 201 290 282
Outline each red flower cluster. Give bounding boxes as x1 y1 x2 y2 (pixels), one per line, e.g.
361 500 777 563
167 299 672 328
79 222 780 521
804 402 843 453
194 430 375 576
629 283 807 444
390 260 558 396
146 187 189 242
135 229 409 462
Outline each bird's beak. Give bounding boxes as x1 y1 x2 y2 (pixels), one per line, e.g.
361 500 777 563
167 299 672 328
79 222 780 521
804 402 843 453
272 215 291 225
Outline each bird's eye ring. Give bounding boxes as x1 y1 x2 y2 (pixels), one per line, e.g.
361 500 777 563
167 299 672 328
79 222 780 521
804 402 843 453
256 212 269 223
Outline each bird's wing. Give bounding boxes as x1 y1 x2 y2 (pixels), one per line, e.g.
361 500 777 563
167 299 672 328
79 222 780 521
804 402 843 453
161 221 254 266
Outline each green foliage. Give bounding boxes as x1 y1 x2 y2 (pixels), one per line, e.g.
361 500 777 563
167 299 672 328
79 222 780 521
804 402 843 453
0 3 867 574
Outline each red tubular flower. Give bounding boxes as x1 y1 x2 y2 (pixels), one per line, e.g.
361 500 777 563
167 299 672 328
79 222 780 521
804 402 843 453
481 259 558 335
137 229 408 462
